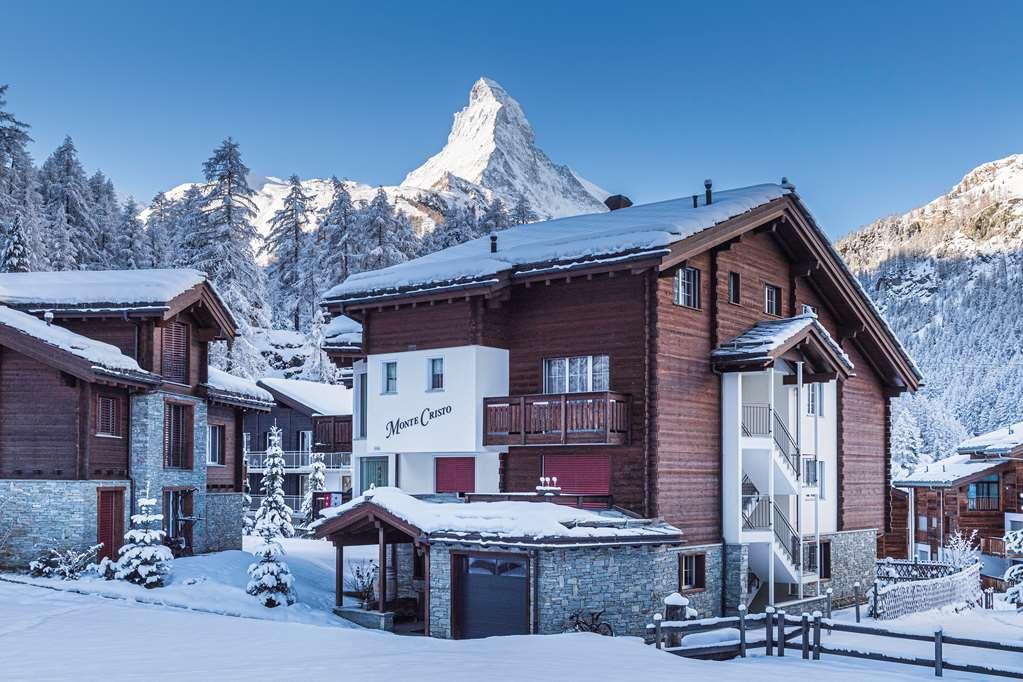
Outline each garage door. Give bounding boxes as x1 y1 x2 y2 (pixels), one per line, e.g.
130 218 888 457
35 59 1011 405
542 454 611 495
454 554 529 639
436 457 475 494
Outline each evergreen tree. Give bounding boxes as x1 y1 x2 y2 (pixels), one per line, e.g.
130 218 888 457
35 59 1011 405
890 406 924 478
478 197 510 234
241 473 254 536
509 194 538 225
317 177 359 285
39 137 97 270
262 174 313 330
420 203 478 255
353 188 419 271
144 191 174 267
300 453 326 523
253 425 294 539
297 308 338 383
0 84 32 223
114 481 174 588
247 425 296 607
1 213 31 272
87 170 119 267
114 198 149 269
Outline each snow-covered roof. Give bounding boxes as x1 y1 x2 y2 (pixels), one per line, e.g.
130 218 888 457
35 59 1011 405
893 454 1011 487
0 305 158 384
315 487 682 547
0 269 209 310
711 312 853 371
205 367 275 410
322 315 362 350
324 184 790 302
257 377 353 416
958 421 1023 456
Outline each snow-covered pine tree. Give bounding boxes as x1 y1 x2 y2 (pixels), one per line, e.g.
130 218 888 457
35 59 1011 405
509 193 538 225
317 177 359 284
113 198 149 269
300 453 326 523
262 174 313 330
241 471 254 536
47 208 77 271
890 406 924 478
478 197 510 234
296 308 339 383
254 425 294 539
1 213 31 272
419 203 479 254
87 170 120 267
144 191 175 267
38 137 98 271
114 481 174 588
1004 528 1023 602
0 84 32 226
353 188 420 271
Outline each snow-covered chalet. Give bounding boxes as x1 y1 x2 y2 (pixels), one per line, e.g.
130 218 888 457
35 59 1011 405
320 181 922 635
0 269 274 568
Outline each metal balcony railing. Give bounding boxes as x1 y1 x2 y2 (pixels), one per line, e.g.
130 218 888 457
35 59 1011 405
483 392 631 446
740 403 799 476
249 494 303 512
245 450 351 470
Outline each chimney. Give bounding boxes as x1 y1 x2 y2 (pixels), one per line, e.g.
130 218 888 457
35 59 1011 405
604 194 633 211
704 179 713 205
490 234 498 253
44 311 53 326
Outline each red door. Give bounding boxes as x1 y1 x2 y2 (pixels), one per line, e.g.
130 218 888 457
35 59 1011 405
96 489 124 561
542 454 611 495
436 457 476 494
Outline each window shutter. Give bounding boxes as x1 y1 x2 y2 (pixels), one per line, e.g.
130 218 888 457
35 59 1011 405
695 554 707 589
542 454 611 495
161 322 190 384
163 407 172 467
435 457 476 494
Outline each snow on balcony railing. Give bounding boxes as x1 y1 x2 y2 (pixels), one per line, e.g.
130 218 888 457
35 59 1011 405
245 451 351 470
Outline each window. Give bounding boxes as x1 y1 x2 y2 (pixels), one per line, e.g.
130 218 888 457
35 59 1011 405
543 355 610 394
968 475 999 511
674 266 701 309
161 321 189 384
298 430 313 453
356 373 368 438
163 402 193 469
679 553 707 591
206 424 225 465
728 271 741 304
382 361 398 394
428 358 444 391
163 489 193 552
818 461 827 500
803 459 818 486
765 284 782 316
917 547 930 562
95 395 122 437
820 541 832 580
806 385 817 415
242 432 251 453
918 515 928 532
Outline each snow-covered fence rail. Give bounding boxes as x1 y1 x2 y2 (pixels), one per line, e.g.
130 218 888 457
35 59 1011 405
875 557 959 586
646 607 805 659
871 561 982 620
813 617 1023 679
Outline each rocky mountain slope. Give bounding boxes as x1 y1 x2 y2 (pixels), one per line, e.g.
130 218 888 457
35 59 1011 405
155 77 607 254
837 155 1023 469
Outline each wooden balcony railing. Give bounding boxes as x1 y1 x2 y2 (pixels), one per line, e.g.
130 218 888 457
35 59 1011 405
981 536 1009 557
483 392 631 447
967 496 999 511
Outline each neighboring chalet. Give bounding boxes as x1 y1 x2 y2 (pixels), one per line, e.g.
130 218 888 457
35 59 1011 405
319 181 921 636
243 377 355 512
893 421 1023 587
322 314 364 380
0 269 273 567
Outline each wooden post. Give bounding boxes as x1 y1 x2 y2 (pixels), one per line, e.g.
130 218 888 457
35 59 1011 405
825 587 833 619
985 587 994 609
519 396 526 445
377 524 386 613
801 612 809 659
653 613 663 650
737 604 747 658
853 582 861 623
423 545 431 637
777 609 786 657
934 627 943 677
765 606 775 656
812 611 821 660
873 579 882 619
560 394 567 444
335 544 344 608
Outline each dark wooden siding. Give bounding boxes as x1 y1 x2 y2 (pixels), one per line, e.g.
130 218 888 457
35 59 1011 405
243 405 314 451
207 404 240 491
313 415 353 452
0 349 79 478
90 388 130 478
879 488 909 559
57 320 138 361
364 301 475 354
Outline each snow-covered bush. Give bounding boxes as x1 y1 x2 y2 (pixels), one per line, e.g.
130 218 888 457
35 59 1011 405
345 560 378 608
0 482 25 561
246 517 296 607
114 482 173 588
241 465 254 536
1003 528 1023 603
253 426 294 539
943 528 980 569
29 543 103 580
300 452 326 523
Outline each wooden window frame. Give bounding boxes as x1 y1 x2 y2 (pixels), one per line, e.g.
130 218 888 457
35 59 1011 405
382 361 398 395
727 271 741 305
764 284 782 316
95 394 123 438
541 355 610 394
206 423 226 466
161 321 190 385
163 400 194 470
679 552 707 592
427 357 444 392
674 266 701 309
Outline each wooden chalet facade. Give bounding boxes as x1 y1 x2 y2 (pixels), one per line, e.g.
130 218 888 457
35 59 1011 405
0 270 272 566
321 182 920 623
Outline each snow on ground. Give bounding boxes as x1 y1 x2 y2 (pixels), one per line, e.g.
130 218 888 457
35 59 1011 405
0 538 374 627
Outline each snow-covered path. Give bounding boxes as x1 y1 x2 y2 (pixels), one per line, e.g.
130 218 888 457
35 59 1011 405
0 580 997 681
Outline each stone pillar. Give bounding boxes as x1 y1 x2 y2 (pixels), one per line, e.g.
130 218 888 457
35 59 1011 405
723 543 750 613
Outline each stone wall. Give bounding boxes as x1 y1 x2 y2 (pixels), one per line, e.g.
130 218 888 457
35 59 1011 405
427 544 453 638
131 391 209 553
826 528 877 606
204 493 243 551
0 479 131 569
722 543 748 614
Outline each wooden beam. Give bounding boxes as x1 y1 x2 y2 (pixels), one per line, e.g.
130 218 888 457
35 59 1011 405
423 545 431 637
783 372 838 385
378 523 386 612
336 544 344 608
77 381 92 479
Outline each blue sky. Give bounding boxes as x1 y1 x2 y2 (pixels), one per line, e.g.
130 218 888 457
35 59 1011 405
3 1 1023 238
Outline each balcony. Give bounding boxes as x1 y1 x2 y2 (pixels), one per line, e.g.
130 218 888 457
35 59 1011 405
246 450 352 471
483 392 631 447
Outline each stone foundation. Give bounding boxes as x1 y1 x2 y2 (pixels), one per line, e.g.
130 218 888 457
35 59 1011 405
204 492 243 551
826 528 877 606
0 479 131 569
722 543 749 613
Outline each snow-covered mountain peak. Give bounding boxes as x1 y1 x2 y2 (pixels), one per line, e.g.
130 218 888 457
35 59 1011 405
401 78 608 218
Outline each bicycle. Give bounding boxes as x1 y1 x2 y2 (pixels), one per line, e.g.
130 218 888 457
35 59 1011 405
565 609 614 636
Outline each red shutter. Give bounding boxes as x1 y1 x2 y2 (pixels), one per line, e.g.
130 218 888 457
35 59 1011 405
96 489 124 561
435 457 476 494
542 454 611 495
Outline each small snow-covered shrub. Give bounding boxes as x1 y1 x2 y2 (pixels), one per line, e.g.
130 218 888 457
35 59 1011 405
345 561 378 608
0 482 25 561
1003 528 1023 603
115 482 173 588
943 528 980 569
29 543 103 580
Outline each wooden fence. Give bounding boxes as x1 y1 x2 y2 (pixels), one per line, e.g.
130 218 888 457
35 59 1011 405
647 608 1023 678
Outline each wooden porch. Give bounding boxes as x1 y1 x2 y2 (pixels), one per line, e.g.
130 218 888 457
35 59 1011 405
482 391 631 447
